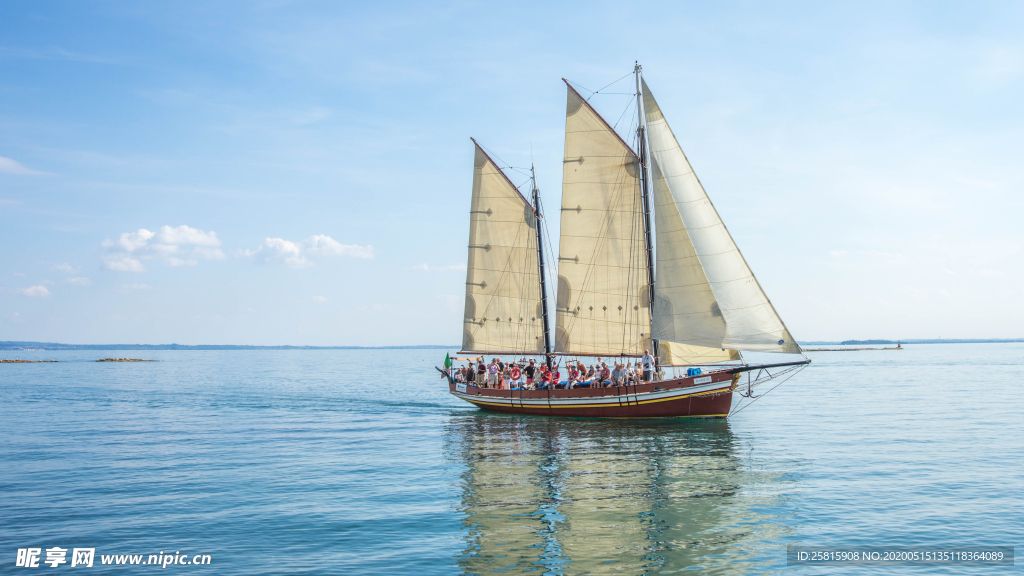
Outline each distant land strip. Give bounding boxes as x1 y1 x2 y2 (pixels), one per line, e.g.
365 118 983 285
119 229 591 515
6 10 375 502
2 339 1021 351
0 341 460 351
800 338 1024 345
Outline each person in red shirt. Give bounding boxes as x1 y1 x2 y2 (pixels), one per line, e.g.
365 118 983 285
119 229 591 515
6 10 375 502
567 365 579 388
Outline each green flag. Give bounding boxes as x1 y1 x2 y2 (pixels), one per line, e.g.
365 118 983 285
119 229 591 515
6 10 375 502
443 352 452 369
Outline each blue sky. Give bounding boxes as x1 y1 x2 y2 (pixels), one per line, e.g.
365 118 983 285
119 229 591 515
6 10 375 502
2 1 1022 345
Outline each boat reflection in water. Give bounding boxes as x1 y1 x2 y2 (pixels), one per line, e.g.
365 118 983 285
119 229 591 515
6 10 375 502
444 413 795 574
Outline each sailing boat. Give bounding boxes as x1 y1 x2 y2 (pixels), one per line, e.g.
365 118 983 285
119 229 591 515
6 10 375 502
439 65 809 418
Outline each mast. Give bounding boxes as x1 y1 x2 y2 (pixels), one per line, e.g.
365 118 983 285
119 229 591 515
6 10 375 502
532 163 554 369
634 62 660 374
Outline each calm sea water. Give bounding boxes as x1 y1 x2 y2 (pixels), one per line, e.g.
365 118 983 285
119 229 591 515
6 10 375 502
1 344 1021 574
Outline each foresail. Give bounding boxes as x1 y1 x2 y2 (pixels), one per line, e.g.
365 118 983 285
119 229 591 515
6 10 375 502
462 141 546 354
554 82 649 356
642 79 800 353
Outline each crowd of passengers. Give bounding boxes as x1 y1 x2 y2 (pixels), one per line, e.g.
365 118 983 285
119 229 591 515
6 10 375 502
451 350 658 390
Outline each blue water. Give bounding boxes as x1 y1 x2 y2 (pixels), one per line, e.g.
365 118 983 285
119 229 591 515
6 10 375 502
1 344 1021 574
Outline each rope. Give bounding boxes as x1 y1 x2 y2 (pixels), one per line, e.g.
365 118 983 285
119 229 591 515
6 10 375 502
729 365 807 417
583 71 634 101
612 95 637 130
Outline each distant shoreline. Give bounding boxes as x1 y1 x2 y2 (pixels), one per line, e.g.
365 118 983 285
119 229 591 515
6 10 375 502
2 339 1021 351
0 342 460 351
799 339 1024 345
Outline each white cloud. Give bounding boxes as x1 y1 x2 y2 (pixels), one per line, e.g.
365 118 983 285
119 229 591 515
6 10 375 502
103 228 155 252
0 156 48 176
53 262 80 273
13 272 25 276
242 235 371 268
156 224 221 247
67 277 92 286
305 235 374 258
167 257 198 267
103 254 145 272
312 295 330 303
413 263 466 271
261 237 309 268
193 246 226 260
102 224 223 269
149 243 179 254
19 285 50 297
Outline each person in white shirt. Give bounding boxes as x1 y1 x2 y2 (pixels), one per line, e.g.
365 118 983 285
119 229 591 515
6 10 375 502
641 349 656 382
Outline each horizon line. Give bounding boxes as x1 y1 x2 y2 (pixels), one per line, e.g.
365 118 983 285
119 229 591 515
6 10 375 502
2 338 1023 351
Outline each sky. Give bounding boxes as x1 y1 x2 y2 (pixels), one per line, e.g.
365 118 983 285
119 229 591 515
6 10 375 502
1 1 1023 345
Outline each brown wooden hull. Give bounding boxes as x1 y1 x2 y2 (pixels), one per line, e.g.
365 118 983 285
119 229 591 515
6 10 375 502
448 371 737 418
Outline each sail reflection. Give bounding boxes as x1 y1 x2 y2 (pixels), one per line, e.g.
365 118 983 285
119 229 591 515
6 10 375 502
444 413 794 575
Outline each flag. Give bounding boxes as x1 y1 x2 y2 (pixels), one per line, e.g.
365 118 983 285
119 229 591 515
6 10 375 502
443 352 452 369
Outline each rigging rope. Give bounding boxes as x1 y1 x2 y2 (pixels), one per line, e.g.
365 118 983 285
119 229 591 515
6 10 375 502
728 365 807 417
612 95 637 131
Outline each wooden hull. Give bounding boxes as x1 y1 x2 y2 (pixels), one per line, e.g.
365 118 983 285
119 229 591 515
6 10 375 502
448 371 737 418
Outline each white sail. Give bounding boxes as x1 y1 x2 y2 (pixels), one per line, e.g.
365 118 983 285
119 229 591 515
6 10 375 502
462 141 546 354
554 82 649 356
659 340 739 365
642 79 799 353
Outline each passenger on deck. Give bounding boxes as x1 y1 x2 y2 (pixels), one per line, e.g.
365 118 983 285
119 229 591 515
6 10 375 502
567 364 579 388
524 359 536 387
488 358 499 388
477 360 488 387
641 349 655 382
599 363 611 386
611 363 623 386
551 365 562 388
497 362 507 390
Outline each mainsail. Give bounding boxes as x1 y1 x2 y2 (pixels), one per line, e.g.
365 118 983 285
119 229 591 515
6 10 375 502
642 80 799 354
462 140 546 354
554 82 649 356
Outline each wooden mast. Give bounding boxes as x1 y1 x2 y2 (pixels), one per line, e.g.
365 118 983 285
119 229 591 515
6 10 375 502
634 62 660 375
532 164 554 369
